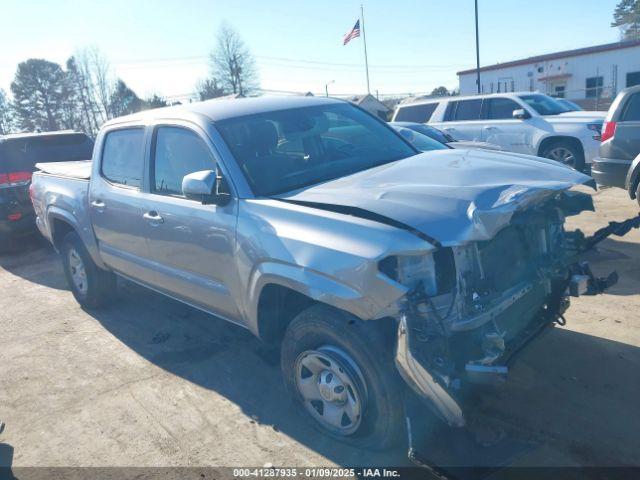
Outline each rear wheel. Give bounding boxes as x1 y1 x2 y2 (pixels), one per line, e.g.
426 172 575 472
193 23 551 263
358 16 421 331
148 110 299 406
541 140 585 172
61 231 115 308
281 304 404 450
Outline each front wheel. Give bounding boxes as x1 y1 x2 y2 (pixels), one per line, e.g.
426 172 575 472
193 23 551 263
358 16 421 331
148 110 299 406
281 304 404 450
541 140 585 172
61 231 115 308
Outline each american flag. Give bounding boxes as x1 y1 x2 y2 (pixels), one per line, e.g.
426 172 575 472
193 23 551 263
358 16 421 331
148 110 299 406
343 20 360 45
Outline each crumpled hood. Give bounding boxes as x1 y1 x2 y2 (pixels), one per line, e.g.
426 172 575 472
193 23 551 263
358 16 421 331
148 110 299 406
277 149 595 246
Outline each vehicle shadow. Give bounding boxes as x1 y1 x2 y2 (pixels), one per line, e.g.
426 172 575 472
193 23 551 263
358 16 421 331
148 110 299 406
0 235 67 290
86 281 411 467
584 237 640 296
83 280 640 468
467 326 640 466
0 442 15 479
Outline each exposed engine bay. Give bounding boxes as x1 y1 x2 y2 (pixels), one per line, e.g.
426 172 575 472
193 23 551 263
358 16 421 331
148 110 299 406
391 189 639 428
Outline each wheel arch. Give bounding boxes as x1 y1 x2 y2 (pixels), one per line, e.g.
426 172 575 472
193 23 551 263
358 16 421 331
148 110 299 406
248 262 388 343
46 207 107 269
537 135 585 159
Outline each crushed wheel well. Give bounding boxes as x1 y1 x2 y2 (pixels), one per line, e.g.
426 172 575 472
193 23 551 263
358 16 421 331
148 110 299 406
51 218 75 250
256 284 316 344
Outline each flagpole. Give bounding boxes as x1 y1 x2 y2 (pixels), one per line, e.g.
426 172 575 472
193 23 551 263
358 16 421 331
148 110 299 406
360 4 371 94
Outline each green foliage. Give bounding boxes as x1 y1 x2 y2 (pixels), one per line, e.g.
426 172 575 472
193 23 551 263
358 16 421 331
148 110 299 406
196 78 226 100
10 59 70 132
109 79 142 117
144 94 168 109
431 86 450 97
612 0 640 39
0 89 12 134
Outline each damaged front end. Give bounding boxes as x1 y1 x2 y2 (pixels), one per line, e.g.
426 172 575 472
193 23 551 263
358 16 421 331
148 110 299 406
389 189 636 428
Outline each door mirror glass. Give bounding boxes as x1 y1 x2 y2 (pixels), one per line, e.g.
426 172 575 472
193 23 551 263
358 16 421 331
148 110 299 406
182 169 232 206
512 108 530 120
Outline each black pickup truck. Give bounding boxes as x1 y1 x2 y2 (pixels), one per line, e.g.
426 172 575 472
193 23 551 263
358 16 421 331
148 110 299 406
0 131 94 244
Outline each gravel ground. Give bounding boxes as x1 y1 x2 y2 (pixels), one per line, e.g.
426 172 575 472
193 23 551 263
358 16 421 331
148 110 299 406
0 187 638 472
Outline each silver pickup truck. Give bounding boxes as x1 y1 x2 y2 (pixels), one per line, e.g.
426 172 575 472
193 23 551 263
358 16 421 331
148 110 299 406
30 96 623 453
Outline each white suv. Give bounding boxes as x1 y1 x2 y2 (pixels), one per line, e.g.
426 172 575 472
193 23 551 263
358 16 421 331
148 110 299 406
392 92 605 172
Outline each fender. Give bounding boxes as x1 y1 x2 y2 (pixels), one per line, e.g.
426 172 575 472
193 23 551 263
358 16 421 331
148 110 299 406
46 206 107 270
244 260 404 337
624 153 640 199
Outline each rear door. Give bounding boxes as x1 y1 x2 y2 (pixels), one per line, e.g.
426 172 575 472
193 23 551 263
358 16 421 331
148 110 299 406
393 102 438 123
89 127 156 285
480 97 535 154
141 124 240 320
437 99 483 141
613 92 640 160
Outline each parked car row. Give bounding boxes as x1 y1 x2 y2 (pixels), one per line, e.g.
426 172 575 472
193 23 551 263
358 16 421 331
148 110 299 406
592 84 640 205
0 131 93 244
28 96 630 462
392 92 604 172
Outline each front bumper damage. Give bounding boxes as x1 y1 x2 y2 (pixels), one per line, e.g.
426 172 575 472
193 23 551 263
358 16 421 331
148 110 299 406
393 209 640 471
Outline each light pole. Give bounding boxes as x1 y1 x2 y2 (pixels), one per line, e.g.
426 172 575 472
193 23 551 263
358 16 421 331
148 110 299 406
325 80 335 97
475 0 481 94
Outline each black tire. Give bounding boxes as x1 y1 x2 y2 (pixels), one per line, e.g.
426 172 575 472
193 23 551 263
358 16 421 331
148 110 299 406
541 140 585 172
61 231 115 308
281 304 404 450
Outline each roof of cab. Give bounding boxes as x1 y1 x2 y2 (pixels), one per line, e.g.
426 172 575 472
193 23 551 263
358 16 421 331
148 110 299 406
103 95 346 127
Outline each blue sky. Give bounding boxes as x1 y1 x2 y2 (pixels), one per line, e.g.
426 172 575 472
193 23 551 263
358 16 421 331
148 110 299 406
0 0 621 100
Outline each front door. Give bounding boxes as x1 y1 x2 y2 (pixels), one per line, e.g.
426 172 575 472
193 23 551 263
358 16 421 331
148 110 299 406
141 125 240 321
480 97 535 155
89 127 157 285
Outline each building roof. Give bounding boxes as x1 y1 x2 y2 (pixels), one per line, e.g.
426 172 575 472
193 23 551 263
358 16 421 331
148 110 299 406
348 94 391 111
457 39 640 76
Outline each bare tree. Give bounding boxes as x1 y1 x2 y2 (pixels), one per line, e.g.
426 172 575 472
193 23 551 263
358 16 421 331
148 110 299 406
79 46 114 121
66 56 99 135
210 23 258 95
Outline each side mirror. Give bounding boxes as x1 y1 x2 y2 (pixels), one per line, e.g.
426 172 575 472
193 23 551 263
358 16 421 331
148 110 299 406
512 108 531 120
182 169 231 206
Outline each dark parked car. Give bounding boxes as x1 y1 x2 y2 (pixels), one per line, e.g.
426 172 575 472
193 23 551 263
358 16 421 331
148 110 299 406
592 85 640 203
0 131 94 243
391 121 503 151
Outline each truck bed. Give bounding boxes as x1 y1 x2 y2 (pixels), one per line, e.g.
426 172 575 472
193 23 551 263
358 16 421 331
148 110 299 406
34 160 92 180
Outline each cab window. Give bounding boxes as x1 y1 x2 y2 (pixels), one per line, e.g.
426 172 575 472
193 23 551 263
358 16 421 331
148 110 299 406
101 128 145 188
151 127 215 197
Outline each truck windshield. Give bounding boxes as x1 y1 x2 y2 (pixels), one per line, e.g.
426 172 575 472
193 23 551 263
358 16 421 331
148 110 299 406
518 94 571 116
215 103 418 196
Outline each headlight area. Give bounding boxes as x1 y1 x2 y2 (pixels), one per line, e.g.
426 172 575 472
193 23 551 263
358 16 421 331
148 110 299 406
378 248 456 296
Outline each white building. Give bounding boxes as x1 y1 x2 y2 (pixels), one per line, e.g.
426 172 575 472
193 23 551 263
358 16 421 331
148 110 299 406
457 39 640 109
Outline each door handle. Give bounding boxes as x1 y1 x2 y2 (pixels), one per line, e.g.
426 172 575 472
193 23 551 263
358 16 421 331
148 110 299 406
483 126 498 130
90 200 105 212
143 211 164 225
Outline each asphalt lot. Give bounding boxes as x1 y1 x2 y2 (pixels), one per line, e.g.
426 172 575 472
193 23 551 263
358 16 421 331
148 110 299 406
0 187 639 470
